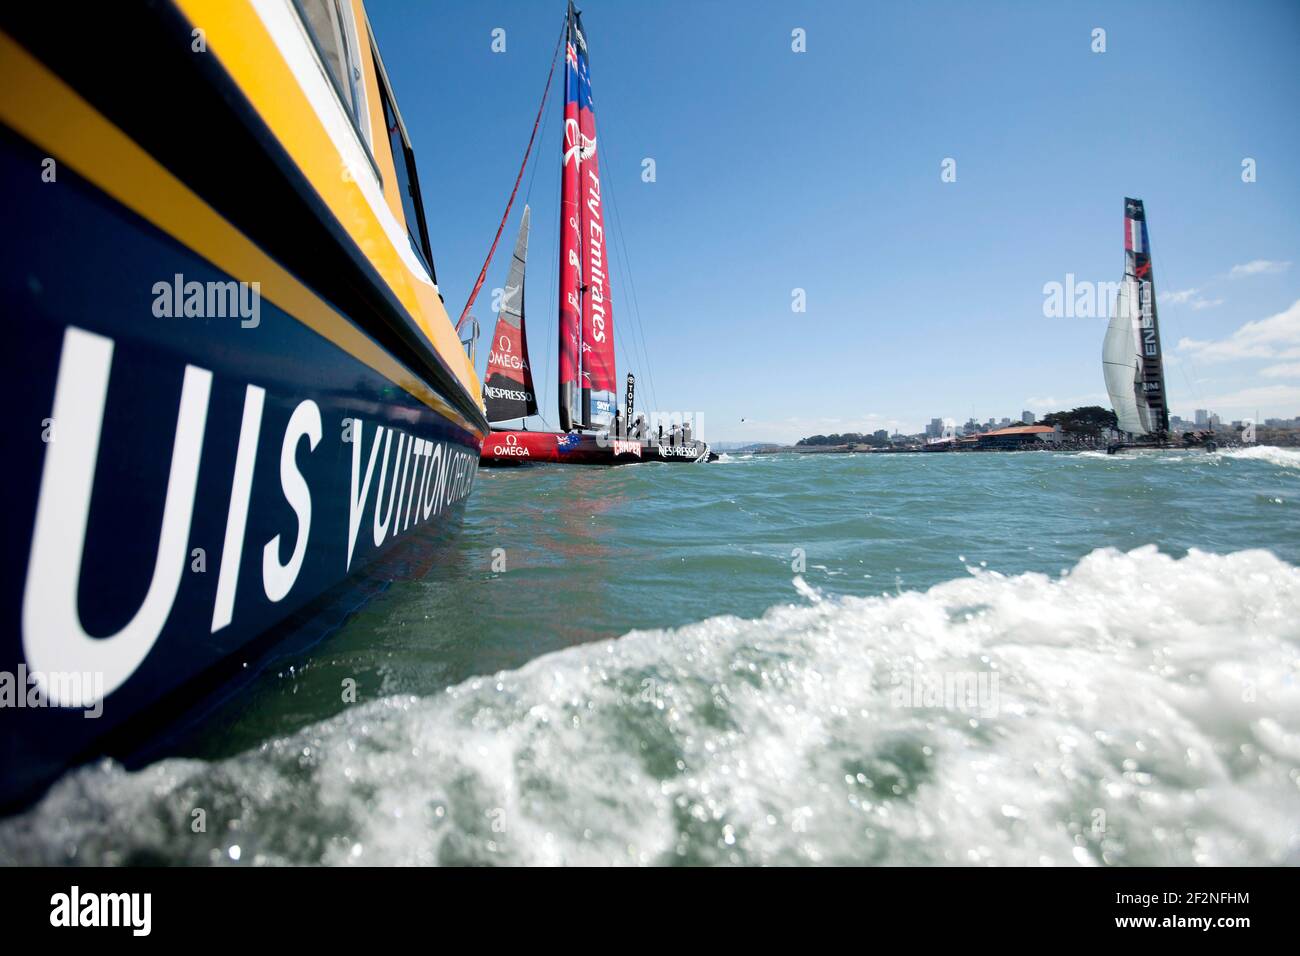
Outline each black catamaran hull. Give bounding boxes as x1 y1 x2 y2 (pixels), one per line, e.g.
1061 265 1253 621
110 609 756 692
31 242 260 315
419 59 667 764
0 9 486 809
1106 439 1219 455
481 430 715 466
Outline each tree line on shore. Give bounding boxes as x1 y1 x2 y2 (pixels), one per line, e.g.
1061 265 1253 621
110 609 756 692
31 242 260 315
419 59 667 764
795 406 1123 447
795 432 892 447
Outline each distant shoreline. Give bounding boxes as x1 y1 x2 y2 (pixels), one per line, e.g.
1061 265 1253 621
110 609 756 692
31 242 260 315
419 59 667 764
750 444 1053 455
752 444 922 454
730 432 1300 455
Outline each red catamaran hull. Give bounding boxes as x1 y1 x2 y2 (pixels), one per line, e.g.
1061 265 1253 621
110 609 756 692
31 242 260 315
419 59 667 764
480 430 714 466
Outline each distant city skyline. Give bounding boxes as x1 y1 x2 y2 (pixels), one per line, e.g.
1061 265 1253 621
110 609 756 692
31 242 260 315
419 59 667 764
370 1 1300 444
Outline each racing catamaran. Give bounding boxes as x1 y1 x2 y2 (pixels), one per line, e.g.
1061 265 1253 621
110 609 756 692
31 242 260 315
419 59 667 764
1103 198 1215 454
473 2 713 466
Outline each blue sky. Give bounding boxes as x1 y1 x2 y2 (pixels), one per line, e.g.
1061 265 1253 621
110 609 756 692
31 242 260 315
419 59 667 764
370 0 1300 442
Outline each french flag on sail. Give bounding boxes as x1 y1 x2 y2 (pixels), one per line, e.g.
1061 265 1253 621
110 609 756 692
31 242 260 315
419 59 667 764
1125 216 1146 254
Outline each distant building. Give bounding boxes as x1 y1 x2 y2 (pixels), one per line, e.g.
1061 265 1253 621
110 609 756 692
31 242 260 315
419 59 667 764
1000 417 1011 428
1021 410 1034 425
926 418 944 439
1195 409 1209 426
873 429 889 440
974 425 1061 449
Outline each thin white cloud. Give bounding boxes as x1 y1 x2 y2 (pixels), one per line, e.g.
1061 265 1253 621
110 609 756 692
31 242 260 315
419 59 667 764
727 414 909 444
1162 288 1221 310
1260 362 1300 379
1177 299 1300 362
1200 383 1300 416
1024 393 1106 410
1229 259 1291 278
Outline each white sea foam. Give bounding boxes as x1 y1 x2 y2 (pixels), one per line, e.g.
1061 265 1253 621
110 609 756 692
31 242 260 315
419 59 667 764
1073 445 1300 469
1220 445 1300 469
2 546 1298 866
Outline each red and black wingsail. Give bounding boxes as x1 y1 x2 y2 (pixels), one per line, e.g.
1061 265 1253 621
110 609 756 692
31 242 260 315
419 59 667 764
558 0 617 431
484 206 538 423
557 3 583 430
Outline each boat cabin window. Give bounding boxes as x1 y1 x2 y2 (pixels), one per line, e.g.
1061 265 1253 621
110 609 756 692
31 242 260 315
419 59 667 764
292 0 377 165
375 61 437 281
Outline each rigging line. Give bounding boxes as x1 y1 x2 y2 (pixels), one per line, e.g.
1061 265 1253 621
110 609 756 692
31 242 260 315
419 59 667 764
604 219 640 387
599 136 660 415
610 187 660 414
597 178 639 381
456 20 565 332
597 175 642 397
535 91 562 432
523 39 557 209
597 135 657 411
1167 323 1204 407
1154 289 1206 414
522 52 557 431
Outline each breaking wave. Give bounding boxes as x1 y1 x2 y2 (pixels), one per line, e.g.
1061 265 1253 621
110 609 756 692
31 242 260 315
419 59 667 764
2 546 1298 866
1219 445 1300 469
1071 445 1300 470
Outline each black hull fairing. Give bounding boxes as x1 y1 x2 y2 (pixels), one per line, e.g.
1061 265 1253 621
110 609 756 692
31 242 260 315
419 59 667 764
0 10 487 808
480 430 716 466
1106 438 1219 455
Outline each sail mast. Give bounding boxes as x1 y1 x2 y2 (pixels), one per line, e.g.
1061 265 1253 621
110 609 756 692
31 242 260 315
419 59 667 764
557 3 582 431
572 2 617 430
457 29 562 332
1105 198 1169 438
1126 198 1169 436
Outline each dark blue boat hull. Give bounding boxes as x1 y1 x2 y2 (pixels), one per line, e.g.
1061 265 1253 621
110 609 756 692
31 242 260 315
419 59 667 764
0 130 481 809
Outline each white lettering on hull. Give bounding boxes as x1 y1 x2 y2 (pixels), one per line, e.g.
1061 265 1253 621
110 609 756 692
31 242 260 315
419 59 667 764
262 399 322 603
20 327 478 707
22 327 210 704
212 384 264 631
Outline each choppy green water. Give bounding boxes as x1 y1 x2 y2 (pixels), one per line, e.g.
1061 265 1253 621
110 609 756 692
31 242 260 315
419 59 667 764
3 447 1299 865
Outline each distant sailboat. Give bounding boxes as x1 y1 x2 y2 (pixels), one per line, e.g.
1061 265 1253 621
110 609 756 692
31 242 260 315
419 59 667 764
1103 198 1214 453
475 1 714 466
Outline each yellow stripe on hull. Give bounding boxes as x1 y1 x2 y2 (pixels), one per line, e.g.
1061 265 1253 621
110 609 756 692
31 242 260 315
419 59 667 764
173 0 481 403
0 31 483 436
